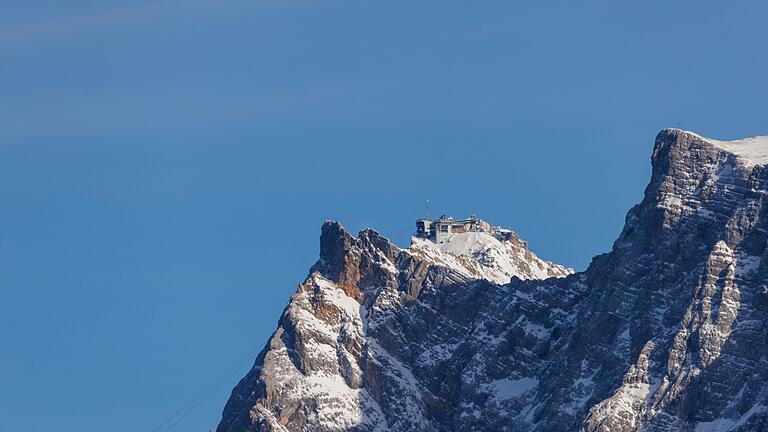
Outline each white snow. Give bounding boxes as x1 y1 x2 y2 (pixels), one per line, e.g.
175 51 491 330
679 129 768 167
257 275 392 431
694 418 735 432
365 338 429 428
313 276 362 316
524 321 551 339
735 254 761 277
584 376 658 430
416 341 461 366
565 368 598 415
431 231 503 257
409 232 571 284
487 377 539 400
710 136 768 167
731 404 768 430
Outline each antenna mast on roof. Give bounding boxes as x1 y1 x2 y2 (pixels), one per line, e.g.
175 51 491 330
425 200 430 219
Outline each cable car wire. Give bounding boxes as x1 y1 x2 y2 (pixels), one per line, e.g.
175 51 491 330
149 346 260 432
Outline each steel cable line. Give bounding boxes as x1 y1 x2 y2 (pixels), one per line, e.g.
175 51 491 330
149 346 260 432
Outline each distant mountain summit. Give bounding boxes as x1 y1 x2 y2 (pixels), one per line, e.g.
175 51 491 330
410 214 572 283
217 129 768 432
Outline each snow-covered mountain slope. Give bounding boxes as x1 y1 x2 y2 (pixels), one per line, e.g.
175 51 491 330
681 130 768 167
217 129 768 432
410 231 572 284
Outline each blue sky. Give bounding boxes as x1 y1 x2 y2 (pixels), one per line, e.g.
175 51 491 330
1 1 766 430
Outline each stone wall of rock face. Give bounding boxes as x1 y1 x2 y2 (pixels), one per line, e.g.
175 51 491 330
217 129 768 432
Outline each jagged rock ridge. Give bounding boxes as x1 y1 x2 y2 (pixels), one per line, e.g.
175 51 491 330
218 129 768 432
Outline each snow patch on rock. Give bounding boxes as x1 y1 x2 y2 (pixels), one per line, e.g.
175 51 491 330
677 129 768 167
486 377 539 401
410 231 572 284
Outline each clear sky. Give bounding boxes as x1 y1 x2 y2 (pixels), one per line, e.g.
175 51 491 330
1 1 766 431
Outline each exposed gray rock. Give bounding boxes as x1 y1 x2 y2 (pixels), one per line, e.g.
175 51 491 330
218 129 768 432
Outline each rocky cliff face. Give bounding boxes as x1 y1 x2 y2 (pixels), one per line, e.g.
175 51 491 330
218 129 768 432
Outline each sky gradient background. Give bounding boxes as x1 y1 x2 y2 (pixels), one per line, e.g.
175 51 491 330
1 1 767 431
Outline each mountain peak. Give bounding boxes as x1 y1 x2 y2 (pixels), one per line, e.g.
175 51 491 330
409 226 572 283
219 130 768 432
657 128 768 168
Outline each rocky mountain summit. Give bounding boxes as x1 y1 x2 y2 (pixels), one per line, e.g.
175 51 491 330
218 129 768 432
